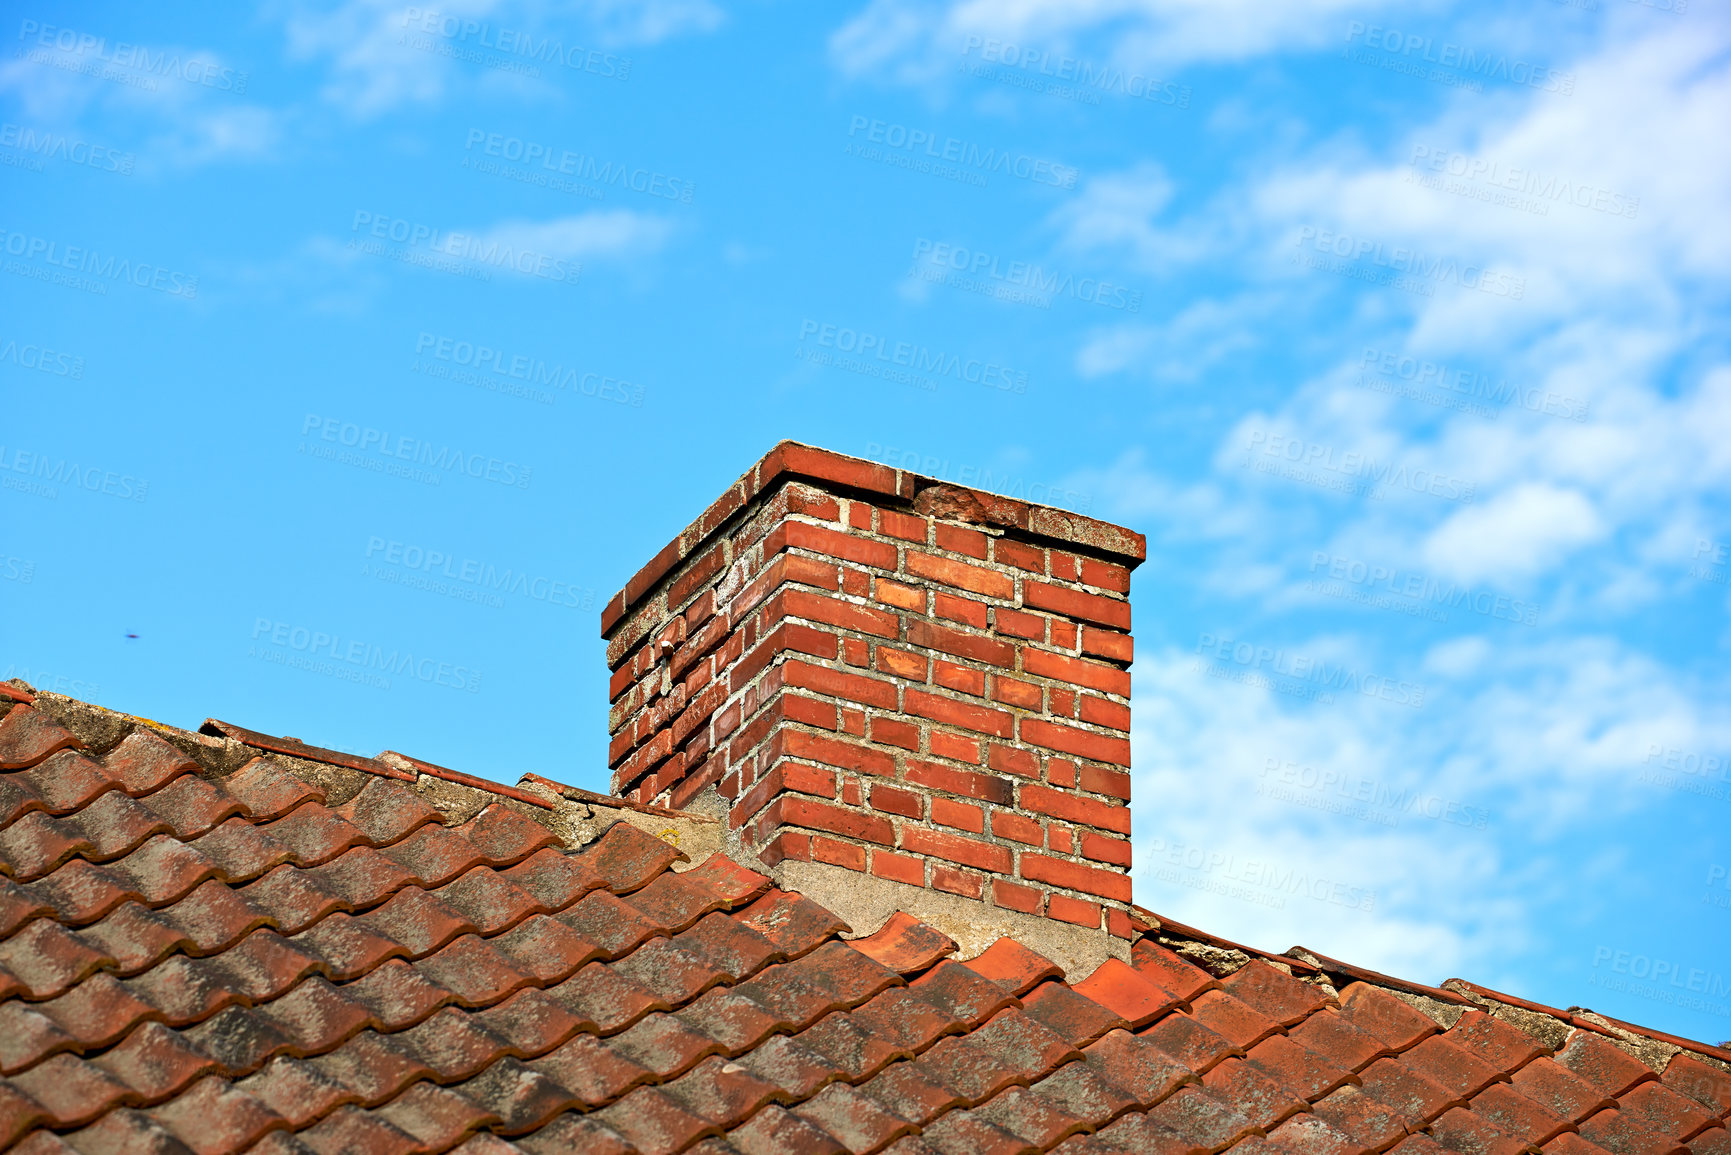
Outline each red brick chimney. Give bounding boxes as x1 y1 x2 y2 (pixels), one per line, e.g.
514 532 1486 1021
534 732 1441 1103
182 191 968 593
602 442 1143 964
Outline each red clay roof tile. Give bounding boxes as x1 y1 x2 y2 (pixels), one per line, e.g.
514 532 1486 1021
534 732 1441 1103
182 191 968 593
1558 1033 1662 1098
1219 961 1331 1027
967 938 1065 997
1469 1080 1576 1147
3 699 1724 1155
1662 1053 1731 1117
1072 958 1180 1030
1242 1033 1355 1102
850 911 957 976
1021 980 1130 1048
1335 983 1441 1052
1427 1104 1531 1155
1312 1083 1420 1151
1579 1106 1691 1155
0 706 82 771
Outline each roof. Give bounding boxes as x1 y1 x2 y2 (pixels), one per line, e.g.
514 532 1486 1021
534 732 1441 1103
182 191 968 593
2 683 1729 1155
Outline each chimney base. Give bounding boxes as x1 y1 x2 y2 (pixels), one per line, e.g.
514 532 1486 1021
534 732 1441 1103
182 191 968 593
780 859 1130 980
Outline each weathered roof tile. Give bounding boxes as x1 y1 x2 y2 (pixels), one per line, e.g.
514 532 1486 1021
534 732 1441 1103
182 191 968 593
1 699 1720 1154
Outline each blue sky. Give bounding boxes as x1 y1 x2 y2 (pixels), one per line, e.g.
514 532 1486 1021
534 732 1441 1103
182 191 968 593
3 0 1729 1043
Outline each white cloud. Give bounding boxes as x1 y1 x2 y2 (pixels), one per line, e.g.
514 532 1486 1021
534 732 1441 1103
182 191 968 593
1422 483 1606 584
1128 630 1729 980
270 0 724 116
830 0 1414 85
0 34 282 166
474 209 675 263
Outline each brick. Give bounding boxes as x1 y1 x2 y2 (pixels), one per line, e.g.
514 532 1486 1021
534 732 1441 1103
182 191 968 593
993 607 1045 641
930 797 985 834
1048 759 1077 788
761 830 810 867
1079 765 1132 800
731 622 836 693
782 692 839 731
992 878 1043 914
992 811 1043 846
732 763 838 826
906 551 1015 599
1049 619 1078 650
813 835 867 872
841 778 863 806
933 660 986 698
847 501 872 530
879 508 927 542
1022 853 1132 902
775 520 899 571
906 620 1015 669
840 567 870 597
1106 908 1135 939
870 785 923 819
1020 718 1131 767
1047 893 1102 928
872 850 925 886
784 660 900 710
1049 825 1074 854
1023 581 1130 629
1050 688 1077 717
928 731 982 764
774 589 900 640
991 677 1042 710
905 760 1014 805
934 592 989 629
840 707 866 736
783 730 898 777
1020 783 1130 835
781 552 844 592
988 744 1039 778
1021 649 1132 697
1080 831 1133 867
906 689 1013 738
901 826 1012 873
670 754 727 810
667 541 729 610
788 487 842 522
1080 627 1132 663
1050 552 1080 580
932 866 983 898
875 647 930 681
874 578 925 611
936 524 989 559
1080 558 1131 594
869 716 920 751
776 796 896 846
1080 696 1131 732
993 539 1046 574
